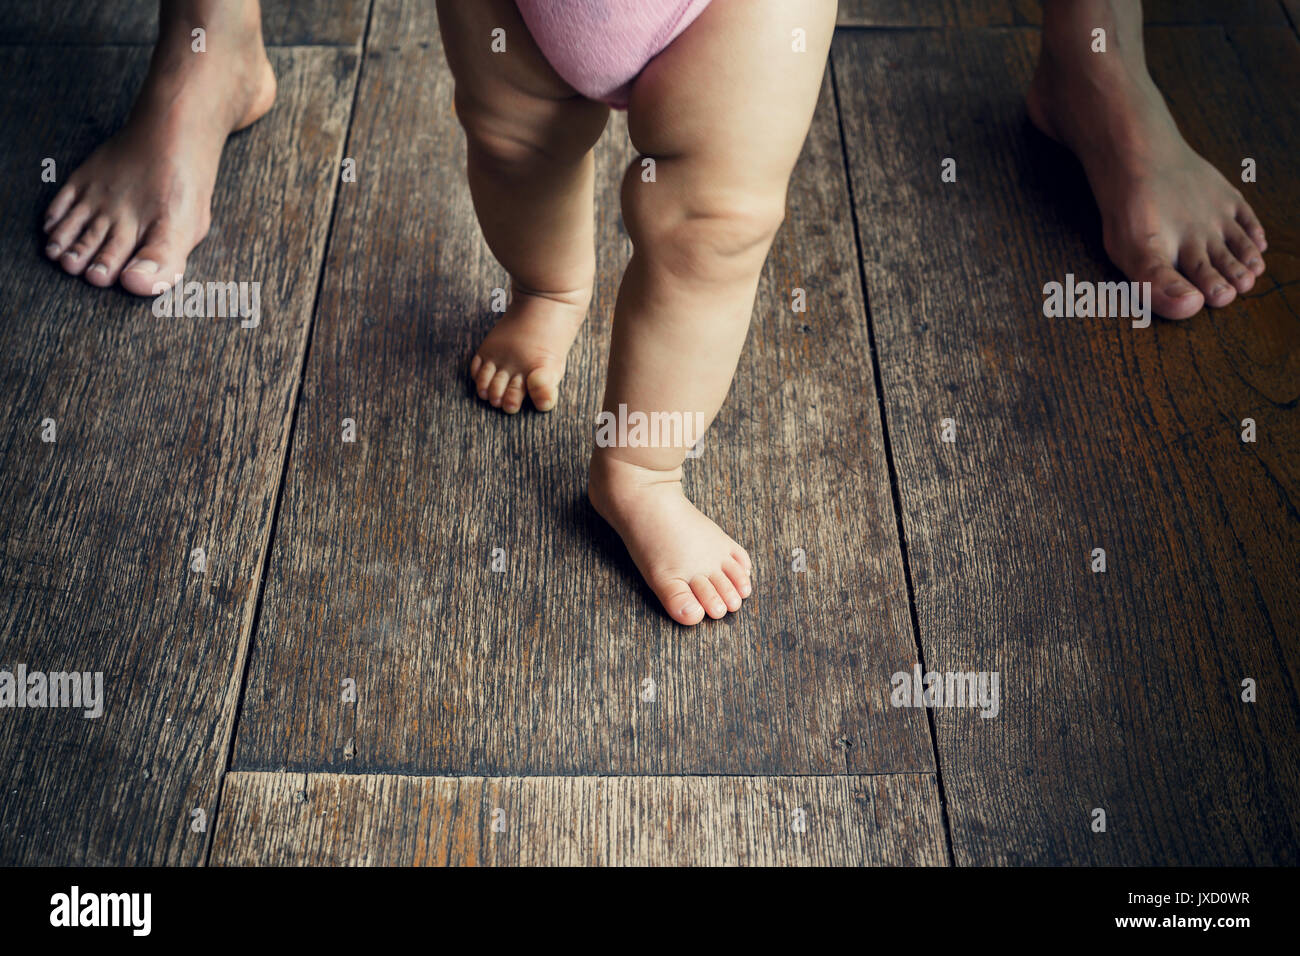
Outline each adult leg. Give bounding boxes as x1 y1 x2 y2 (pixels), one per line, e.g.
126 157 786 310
43 0 276 293
1028 0 1267 319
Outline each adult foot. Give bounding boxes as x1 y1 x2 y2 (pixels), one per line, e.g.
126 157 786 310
1028 1 1266 319
470 285 589 414
589 451 753 626
43 0 276 294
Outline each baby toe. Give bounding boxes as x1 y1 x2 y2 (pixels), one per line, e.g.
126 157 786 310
525 367 560 413
722 557 752 598
501 374 526 414
486 369 511 406
690 575 727 620
473 360 497 398
710 572 742 613
656 577 704 625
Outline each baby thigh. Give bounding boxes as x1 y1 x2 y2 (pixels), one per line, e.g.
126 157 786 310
435 0 609 291
626 0 836 232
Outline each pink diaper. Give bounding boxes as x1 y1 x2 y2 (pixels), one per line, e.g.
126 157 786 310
515 0 712 109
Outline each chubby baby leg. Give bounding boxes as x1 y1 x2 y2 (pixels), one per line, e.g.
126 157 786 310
588 0 837 624
437 0 609 413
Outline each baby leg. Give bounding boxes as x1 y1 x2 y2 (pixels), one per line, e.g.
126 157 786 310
436 0 610 413
588 0 837 624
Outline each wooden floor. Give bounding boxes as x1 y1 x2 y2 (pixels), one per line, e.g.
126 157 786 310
0 0 1296 866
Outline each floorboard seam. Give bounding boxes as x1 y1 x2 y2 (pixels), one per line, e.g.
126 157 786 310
200 0 378 868
827 50 958 867
1275 0 1299 36
226 769 943 780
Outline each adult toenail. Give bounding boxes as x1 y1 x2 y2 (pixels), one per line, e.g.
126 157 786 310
1165 284 1192 297
89 263 108 276
1212 285 1227 296
63 249 79 260
125 259 157 273
45 243 61 257
684 602 702 616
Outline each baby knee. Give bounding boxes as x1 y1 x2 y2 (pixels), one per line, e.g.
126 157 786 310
622 165 785 281
652 211 783 285
454 91 543 167
454 89 604 168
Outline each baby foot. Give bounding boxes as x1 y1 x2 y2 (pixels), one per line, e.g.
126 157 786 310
43 1 276 294
1027 38 1267 319
470 286 589 414
589 451 753 626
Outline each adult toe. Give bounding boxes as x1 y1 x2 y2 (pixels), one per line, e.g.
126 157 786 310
84 223 141 287
1208 241 1254 295
1180 244 1237 309
1235 204 1267 253
45 201 94 261
119 222 189 296
1124 253 1204 320
60 213 112 276
1223 223 1265 277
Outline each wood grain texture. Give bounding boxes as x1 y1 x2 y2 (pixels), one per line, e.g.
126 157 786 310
210 770 947 865
229 38 931 777
836 0 1289 27
368 0 437 45
1284 0 1300 36
833 26 1300 864
0 0 371 46
838 0 1040 27
0 46 357 864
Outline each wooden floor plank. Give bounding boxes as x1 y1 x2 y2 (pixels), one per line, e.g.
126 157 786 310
833 26 1300 864
228 36 931 776
837 0 1038 27
210 770 947 865
836 0 1288 28
0 46 357 865
368 0 435 44
1283 0 1300 36
0 0 370 46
